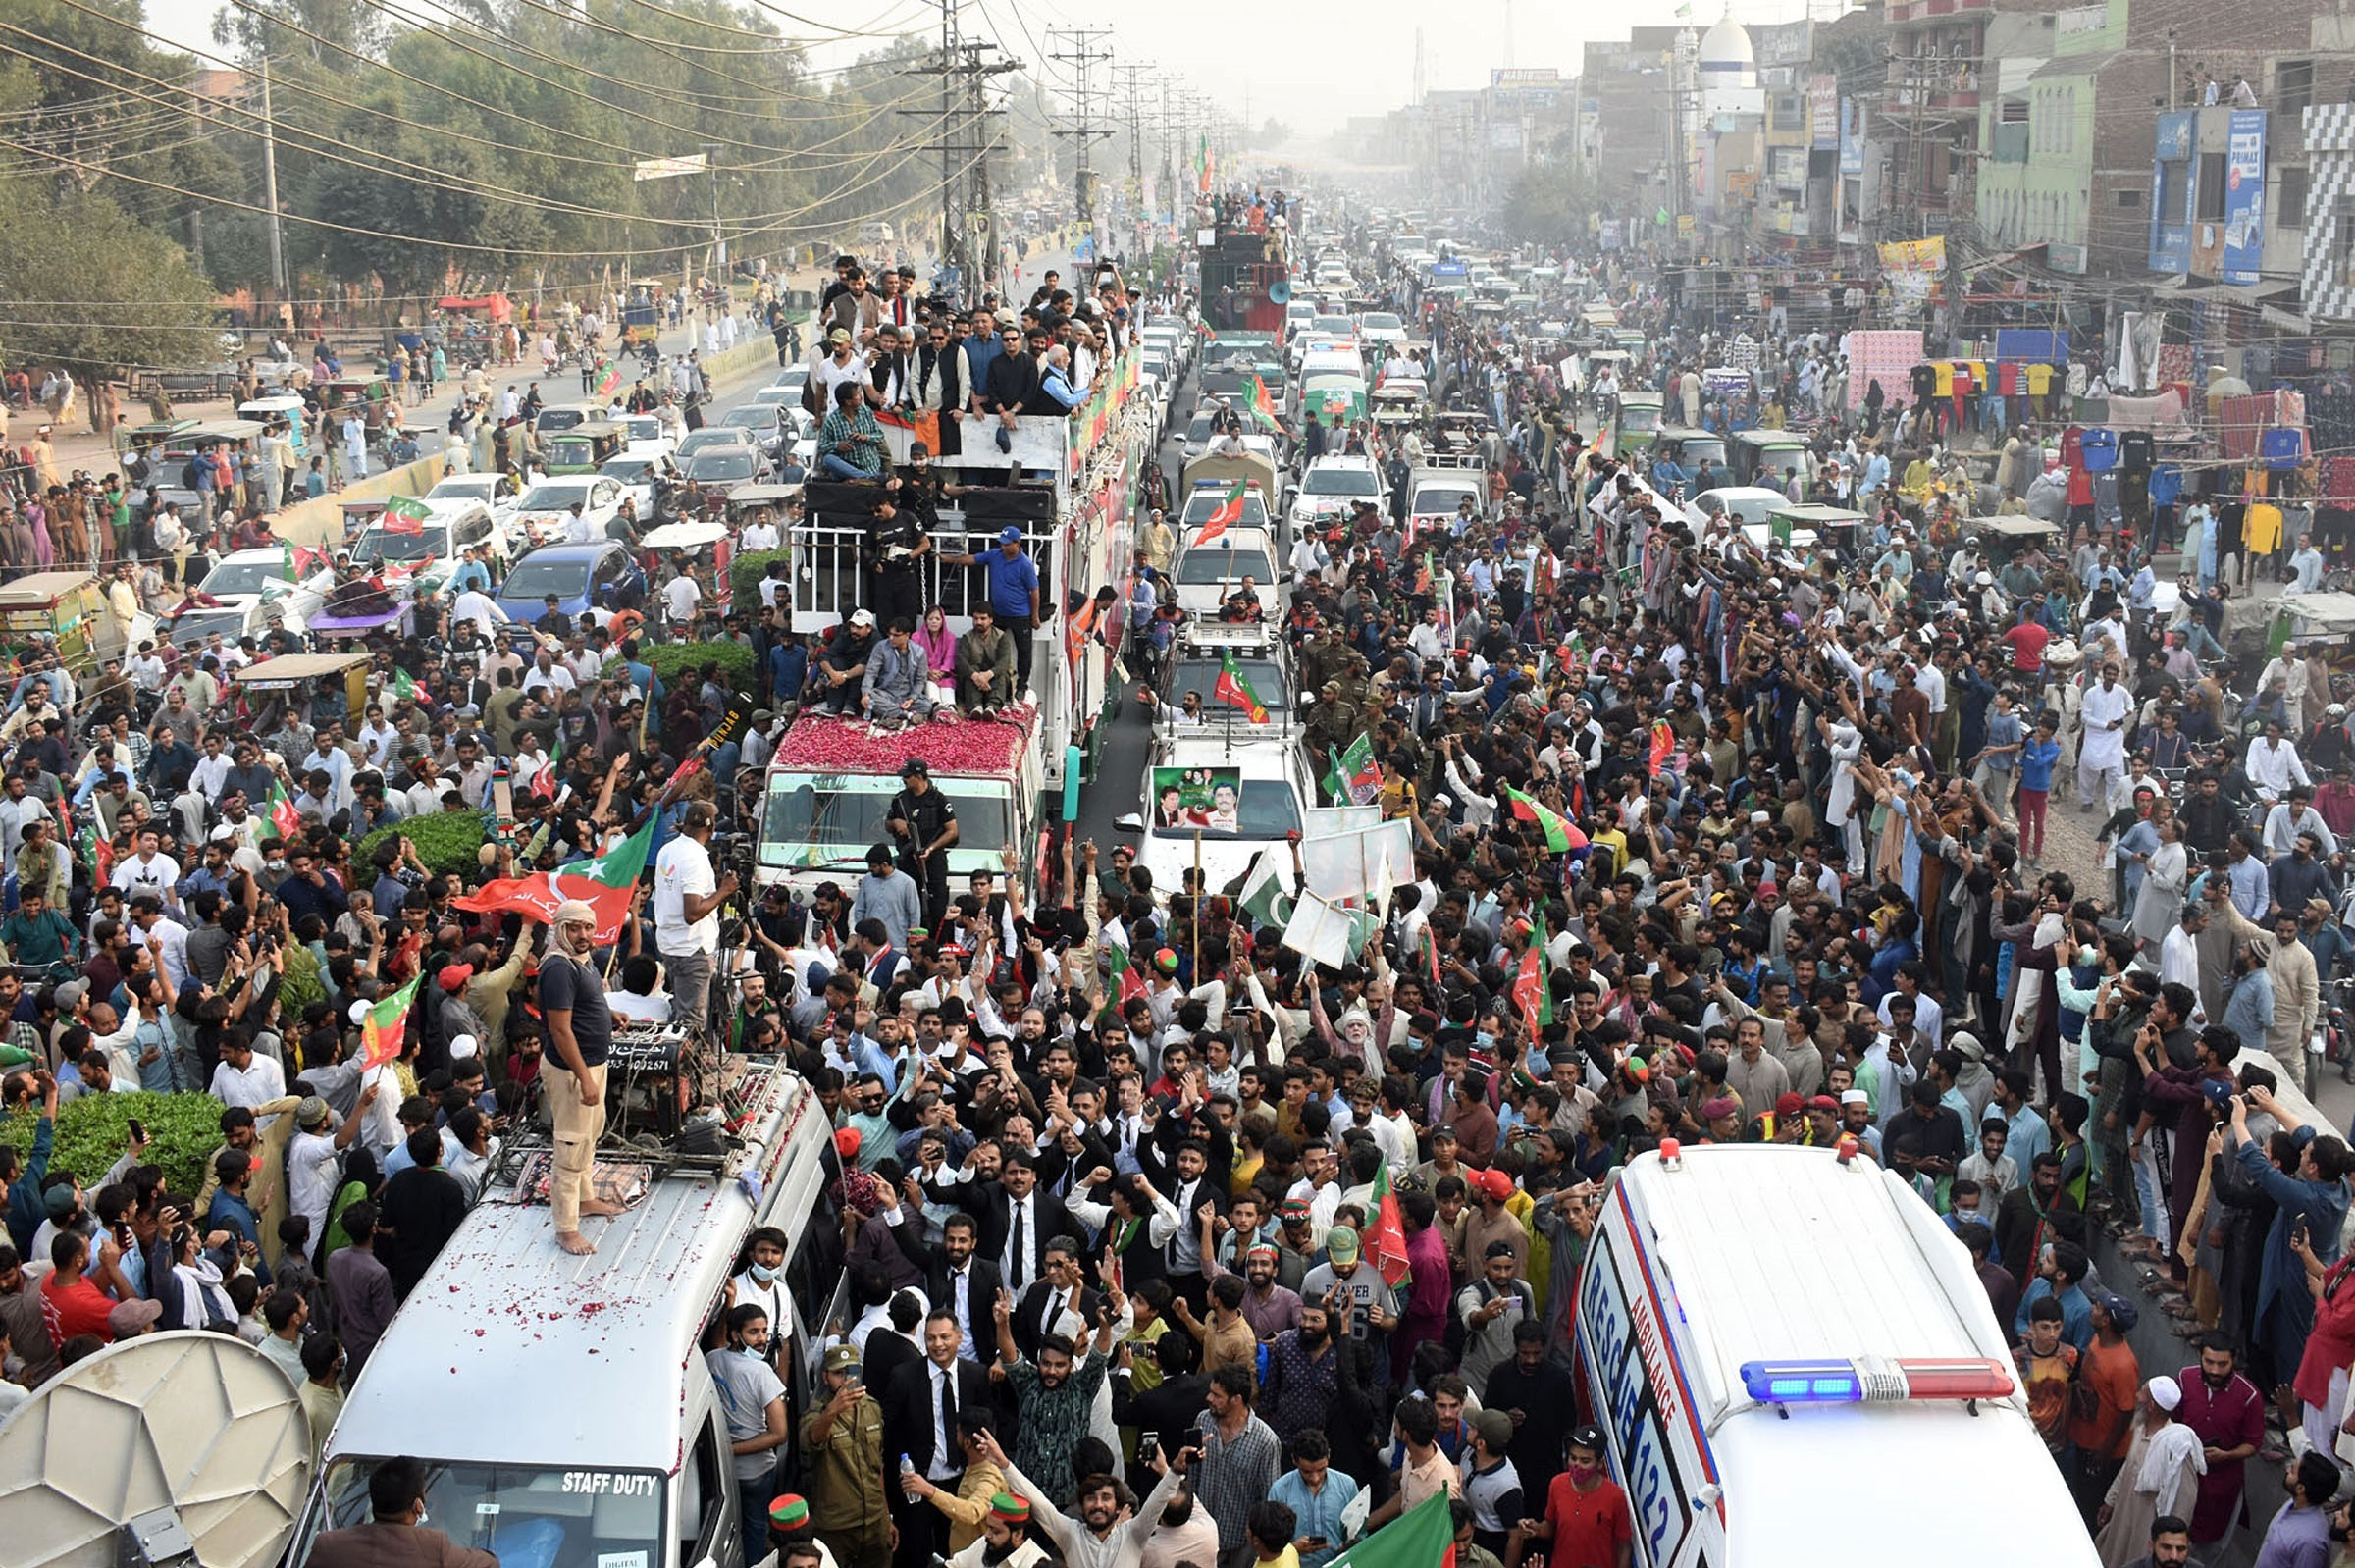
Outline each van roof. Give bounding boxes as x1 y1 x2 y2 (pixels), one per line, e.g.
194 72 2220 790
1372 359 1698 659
1617 1146 2093 1562
771 703 1037 779
327 1064 829 1476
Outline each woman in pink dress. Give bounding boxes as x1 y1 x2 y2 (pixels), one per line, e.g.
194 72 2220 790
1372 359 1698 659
913 603 957 707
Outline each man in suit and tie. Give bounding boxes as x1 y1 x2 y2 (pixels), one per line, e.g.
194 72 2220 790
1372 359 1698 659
884 1308 995 1568
1139 1133 1227 1315
1009 1237 1107 1359
978 1153 1072 1298
888 1210 1001 1362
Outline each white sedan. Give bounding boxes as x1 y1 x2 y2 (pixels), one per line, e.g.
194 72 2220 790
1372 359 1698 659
512 475 629 546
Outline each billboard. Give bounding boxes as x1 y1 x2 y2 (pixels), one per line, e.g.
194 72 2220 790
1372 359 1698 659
1770 146 1807 190
1839 95 1864 176
1751 19 1814 69
1491 67 1559 86
2149 111 2194 275
2223 108 2268 286
1808 75 1839 150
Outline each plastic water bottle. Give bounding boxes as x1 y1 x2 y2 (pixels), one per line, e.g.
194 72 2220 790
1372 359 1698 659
900 1454 916 1475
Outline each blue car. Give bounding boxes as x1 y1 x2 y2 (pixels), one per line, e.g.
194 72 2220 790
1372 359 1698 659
494 543 647 629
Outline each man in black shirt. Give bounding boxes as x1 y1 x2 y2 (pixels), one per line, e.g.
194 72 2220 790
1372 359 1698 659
541 897 618 1256
377 1125 471 1299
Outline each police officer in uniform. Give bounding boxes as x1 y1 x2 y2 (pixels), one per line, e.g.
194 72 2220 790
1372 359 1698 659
886 758 958 931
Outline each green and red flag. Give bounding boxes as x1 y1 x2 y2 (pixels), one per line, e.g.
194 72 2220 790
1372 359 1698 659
594 360 621 398
381 496 431 535
874 406 917 432
265 780 301 839
1193 479 1248 547
1362 1163 1413 1291
1501 782 1587 852
1213 651 1269 723
1325 1491 1452 1568
448 815 656 946
360 976 421 1070
1648 718 1676 777
1324 735 1380 807
1243 372 1281 431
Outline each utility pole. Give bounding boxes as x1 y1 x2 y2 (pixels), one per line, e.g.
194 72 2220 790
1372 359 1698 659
1048 27 1114 233
704 142 723 273
900 0 1020 301
257 61 287 296
1115 62 1148 247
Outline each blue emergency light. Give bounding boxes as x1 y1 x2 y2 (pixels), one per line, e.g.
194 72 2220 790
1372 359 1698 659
1740 1356 2014 1405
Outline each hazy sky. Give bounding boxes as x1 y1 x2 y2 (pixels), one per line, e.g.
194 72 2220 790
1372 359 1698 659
140 0 1826 132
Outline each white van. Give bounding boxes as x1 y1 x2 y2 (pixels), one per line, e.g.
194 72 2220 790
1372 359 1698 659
289 1061 842 1568
1575 1144 2097 1568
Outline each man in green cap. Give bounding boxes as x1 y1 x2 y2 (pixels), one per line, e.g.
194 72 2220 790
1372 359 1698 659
802 1341 891 1568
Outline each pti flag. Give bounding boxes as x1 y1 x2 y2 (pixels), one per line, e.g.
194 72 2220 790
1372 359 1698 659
594 360 621 398
1648 719 1676 778
360 977 421 1070
1502 782 1587 852
449 816 655 945
381 496 431 534
266 781 301 839
1243 372 1281 431
1362 1163 1413 1291
1324 735 1380 808
1213 651 1269 723
1193 480 1248 547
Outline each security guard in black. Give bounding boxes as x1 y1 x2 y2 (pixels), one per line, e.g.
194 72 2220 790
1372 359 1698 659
886 758 958 930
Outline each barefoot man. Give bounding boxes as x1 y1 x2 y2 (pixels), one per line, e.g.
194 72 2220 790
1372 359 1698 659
542 898 623 1254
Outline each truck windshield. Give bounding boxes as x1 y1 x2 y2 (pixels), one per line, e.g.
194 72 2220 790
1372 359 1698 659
761 774 1014 874
351 525 450 564
305 1461 663 1568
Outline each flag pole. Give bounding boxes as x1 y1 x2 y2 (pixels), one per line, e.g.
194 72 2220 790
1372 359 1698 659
1191 827 1203 981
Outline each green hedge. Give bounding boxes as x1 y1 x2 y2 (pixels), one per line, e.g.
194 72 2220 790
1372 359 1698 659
609 641 758 702
355 811 489 878
732 548 788 608
0 1091 226 1199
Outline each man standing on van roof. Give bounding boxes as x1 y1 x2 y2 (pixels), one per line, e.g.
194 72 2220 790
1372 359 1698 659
539 898 620 1256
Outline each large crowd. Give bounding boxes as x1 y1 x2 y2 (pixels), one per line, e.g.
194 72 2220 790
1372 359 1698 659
0 208 2352 1568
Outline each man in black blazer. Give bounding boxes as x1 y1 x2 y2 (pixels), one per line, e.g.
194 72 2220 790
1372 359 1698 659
861 1289 927 1402
1138 1127 1227 1315
888 1209 1002 1362
970 1152 1072 1296
883 1308 996 1568
1008 1237 1108 1358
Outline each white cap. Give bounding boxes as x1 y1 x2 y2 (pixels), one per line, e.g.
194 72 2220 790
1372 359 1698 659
1839 1088 1870 1107
448 1033 479 1061
347 1000 371 1026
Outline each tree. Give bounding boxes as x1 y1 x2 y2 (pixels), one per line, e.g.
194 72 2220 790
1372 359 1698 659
0 176 220 437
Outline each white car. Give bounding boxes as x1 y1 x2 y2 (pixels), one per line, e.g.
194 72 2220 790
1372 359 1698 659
615 413 674 462
348 498 511 598
602 452 681 523
1682 486 1791 535
1290 455 1386 532
1169 523 1281 617
512 475 628 547
167 548 326 649
1356 311 1407 348
1121 733 1313 903
424 472 522 527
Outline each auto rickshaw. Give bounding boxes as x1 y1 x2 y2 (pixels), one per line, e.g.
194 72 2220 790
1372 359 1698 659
0 572 136 673
724 483 802 539
229 651 373 733
546 419 628 476
319 377 394 435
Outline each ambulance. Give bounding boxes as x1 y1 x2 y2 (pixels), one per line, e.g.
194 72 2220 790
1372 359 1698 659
1572 1143 2098 1568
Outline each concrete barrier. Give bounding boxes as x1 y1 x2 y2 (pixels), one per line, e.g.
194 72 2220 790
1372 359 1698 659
272 455 450 548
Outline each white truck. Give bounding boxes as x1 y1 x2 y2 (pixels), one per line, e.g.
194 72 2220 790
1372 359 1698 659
754 702 1047 902
1574 1143 2097 1568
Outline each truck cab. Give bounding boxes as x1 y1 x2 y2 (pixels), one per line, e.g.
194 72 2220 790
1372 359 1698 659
755 705 1044 900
